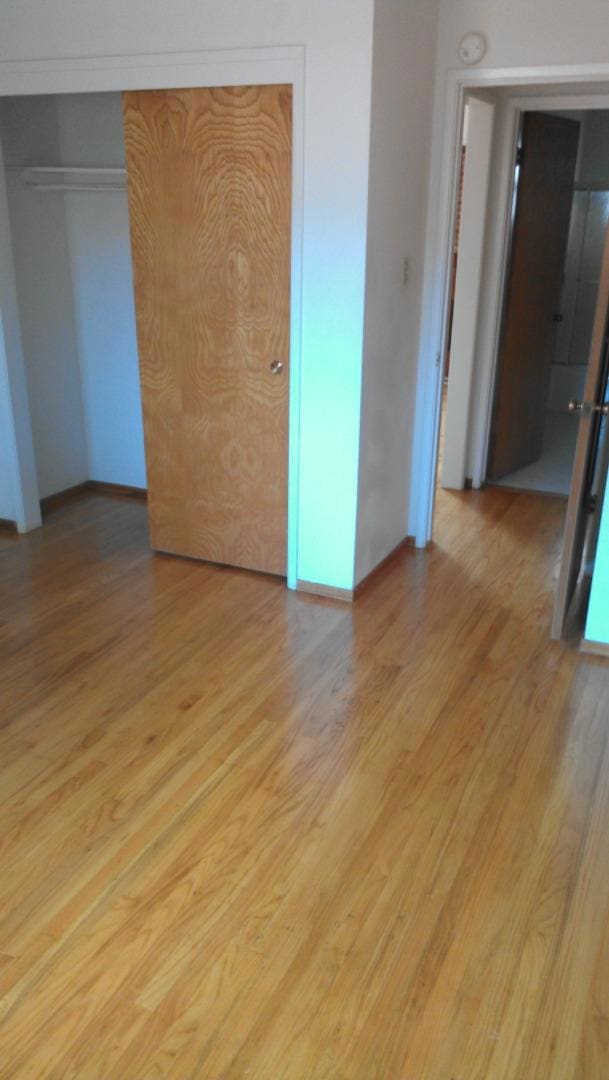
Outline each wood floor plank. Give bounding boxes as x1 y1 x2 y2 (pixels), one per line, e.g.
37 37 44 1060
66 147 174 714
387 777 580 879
0 487 608 1077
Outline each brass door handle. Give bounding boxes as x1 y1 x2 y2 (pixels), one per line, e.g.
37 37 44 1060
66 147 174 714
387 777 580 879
568 399 609 416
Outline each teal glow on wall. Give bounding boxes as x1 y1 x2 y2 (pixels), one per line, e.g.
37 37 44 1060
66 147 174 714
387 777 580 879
296 218 368 591
585 479 609 645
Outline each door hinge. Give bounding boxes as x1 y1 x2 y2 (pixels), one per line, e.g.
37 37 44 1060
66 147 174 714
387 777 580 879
516 146 524 167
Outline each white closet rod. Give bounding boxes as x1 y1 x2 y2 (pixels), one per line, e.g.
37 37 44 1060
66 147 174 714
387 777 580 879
7 165 127 192
25 184 126 192
14 166 126 173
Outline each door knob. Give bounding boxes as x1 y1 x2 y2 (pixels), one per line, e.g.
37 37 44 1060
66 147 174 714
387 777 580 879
568 399 609 416
270 360 284 375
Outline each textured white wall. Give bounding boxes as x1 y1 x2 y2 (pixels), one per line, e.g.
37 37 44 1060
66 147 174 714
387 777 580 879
355 0 439 584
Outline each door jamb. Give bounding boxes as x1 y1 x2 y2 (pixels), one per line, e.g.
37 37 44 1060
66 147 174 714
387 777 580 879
468 101 519 490
0 46 305 588
410 63 609 548
441 94 496 491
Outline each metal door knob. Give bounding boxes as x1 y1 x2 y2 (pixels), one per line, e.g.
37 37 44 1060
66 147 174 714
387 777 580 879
270 360 284 375
568 399 609 416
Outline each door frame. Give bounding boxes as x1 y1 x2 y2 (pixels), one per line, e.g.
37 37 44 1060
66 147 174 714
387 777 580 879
441 94 495 491
476 93 609 492
0 46 305 588
410 62 609 548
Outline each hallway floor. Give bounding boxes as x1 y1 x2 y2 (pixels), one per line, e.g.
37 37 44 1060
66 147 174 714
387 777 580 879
492 410 579 497
0 487 608 1078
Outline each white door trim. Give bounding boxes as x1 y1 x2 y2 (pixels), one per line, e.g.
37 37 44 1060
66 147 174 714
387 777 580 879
441 95 495 491
410 62 609 547
468 100 520 490
0 46 305 588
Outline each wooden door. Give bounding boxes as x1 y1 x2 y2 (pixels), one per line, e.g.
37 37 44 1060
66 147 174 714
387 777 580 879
551 223 609 640
487 113 579 480
123 85 292 575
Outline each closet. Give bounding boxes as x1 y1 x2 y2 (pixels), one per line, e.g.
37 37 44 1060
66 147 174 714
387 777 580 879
0 93 145 503
0 86 292 576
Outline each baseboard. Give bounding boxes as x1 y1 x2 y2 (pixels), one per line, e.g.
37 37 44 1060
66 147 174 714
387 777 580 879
296 580 354 602
580 639 609 659
40 480 147 514
486 482 569 501
86 480 147 500
354 536 414 598
40 482 90 513
296 537 415 603
0 517 17 534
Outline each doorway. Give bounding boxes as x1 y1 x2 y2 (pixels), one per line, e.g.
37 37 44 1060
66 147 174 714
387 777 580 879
487 110 609 501
435 90 609 645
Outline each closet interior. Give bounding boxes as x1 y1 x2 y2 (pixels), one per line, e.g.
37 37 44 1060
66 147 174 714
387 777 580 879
0 92 146 507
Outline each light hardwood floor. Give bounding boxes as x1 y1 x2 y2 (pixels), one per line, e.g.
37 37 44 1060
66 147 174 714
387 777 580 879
0 486 608 1078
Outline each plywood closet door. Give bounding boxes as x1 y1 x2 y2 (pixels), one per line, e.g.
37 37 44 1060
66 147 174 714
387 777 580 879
123 85 292 575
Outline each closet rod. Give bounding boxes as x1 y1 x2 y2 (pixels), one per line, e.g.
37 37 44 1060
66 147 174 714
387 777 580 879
9 166 126 174
7 165 127 193
24 183 126 192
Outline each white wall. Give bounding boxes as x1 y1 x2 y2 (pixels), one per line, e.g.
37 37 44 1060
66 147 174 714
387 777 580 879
1 97 90 499
64 193 146 488
57 95 146 489
8 183 90 498
355 0 439 584
0 0 376 591
1 94 145 497
0 127 41 530
0 333 18 520
0 96 87 502
436 0 609 71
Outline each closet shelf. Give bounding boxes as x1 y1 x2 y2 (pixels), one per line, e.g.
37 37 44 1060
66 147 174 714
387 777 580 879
8 165 127 192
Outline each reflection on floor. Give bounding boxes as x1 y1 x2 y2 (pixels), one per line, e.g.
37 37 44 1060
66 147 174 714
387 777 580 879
491 411 578 497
